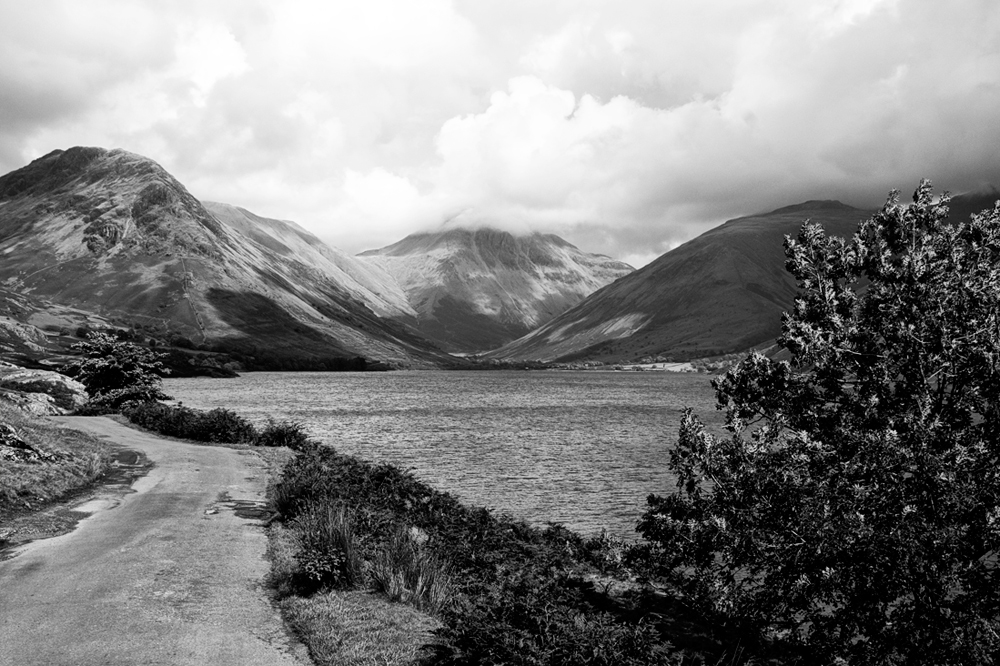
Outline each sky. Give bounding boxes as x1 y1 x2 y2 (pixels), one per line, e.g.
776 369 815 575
2 0 999 268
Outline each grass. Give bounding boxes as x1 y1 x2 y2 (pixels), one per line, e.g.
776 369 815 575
268 444 691 665
369 525 452 614
0 402 116 521
268 521 442 666
281 590 442 666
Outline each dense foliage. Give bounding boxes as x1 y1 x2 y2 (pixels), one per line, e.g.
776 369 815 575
272 445 676 665
122 401 309 448
639 182 1000 664
122 401 255 443
70 332 170 408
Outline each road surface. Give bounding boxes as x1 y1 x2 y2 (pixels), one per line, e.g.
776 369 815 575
0 417 310 666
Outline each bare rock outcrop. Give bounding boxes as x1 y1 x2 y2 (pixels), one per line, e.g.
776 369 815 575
0 316 49 353
0 388 63 415
0 422 56 462
0 363 88 413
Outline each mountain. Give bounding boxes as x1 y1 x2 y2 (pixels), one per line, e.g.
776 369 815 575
489 201 871 363
0 147 454 369
944 188 1000 224
201 201 415 320
358 227 634 353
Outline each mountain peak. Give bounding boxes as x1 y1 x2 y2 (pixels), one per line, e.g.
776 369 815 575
0 146 453 369
0 147 172 201
766 200 858 215
359 226 633 352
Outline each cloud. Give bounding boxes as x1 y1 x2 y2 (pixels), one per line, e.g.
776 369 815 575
1 0 999 267
398 0 1000 263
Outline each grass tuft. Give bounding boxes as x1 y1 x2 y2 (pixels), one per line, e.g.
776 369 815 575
369 525 452 613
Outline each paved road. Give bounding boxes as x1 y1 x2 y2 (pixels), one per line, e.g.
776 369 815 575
0 417 310 666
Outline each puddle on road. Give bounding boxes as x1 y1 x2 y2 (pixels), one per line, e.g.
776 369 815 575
0 449 151 560
210 491 273 521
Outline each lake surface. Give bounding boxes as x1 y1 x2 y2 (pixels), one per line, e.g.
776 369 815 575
164 370 724 539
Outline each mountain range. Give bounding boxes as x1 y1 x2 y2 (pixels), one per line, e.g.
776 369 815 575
2 146 996 372
0 147 629 369
489 190 1000 364
0 147 447 369
359 228 633 353
488 200 868 363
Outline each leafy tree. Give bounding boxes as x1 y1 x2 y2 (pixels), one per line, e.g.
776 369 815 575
639 181 1000 665
71 331 170 408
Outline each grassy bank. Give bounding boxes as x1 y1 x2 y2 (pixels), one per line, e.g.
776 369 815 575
268 443 713 666
0 403 117 529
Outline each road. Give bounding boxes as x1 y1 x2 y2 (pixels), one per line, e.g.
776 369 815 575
0 417 310 666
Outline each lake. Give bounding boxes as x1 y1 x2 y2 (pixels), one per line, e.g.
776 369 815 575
163 370 724 539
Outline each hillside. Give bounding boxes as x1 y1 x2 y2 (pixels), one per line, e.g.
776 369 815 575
358 227 633 352
0 147 454 369
489 201 870 363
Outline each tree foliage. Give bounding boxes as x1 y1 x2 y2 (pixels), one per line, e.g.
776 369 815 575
639 181 1000 665
71 332 170 408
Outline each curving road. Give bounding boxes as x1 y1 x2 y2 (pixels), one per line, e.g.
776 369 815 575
0 417 310 666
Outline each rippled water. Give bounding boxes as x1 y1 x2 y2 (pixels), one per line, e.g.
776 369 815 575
163 370 723 539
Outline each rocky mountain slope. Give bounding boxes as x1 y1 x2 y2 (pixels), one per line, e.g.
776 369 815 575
488 200 871 363
358 228 634 352
0 147 452 368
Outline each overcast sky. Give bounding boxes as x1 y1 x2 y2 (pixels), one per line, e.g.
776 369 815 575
2 0 999 267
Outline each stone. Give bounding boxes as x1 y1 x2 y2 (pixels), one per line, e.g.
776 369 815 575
0 317 48 353
0 388 63 416
0 365 89 412
0 422 56 463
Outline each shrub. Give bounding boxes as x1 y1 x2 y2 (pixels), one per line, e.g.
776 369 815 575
639 182 1000 664
169 335 194 349
442 571 671 666
293 503 363 594
254 419 312 450
69 332 169 409
122 402 255 444
197 407 256 443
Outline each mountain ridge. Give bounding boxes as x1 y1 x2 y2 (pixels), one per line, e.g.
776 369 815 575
0 146 454 369
359 226 634 353
488 200 872 363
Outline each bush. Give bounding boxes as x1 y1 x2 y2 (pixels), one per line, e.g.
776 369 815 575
69 332 169 409
444 572 670 666
169 335 194 349
293 503 363 594
639 182 1000 664
254 419 312 450
122 402 255 444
